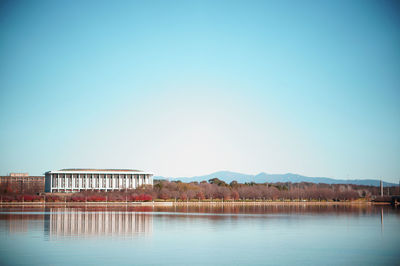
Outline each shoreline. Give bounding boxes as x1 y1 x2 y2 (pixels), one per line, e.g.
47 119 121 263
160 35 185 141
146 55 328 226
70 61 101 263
0 201 390 207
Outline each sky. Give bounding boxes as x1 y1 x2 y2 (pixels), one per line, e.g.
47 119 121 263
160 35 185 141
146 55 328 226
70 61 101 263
0 0 399 182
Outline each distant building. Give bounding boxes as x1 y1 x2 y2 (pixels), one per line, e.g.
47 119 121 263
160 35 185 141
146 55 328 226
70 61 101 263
9 173 29 177
45 169 153 193
0 173 44 194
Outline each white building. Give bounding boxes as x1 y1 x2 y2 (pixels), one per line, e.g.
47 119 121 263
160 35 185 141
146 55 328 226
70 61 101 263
45 169 153 193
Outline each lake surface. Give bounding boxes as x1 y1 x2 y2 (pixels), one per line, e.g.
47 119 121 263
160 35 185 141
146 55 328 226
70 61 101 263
0 204 399 265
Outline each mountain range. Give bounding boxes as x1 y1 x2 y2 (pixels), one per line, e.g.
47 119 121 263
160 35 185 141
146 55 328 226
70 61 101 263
154 171 397 187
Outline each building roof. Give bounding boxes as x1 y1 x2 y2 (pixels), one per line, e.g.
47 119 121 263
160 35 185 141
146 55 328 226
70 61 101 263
60 169 142 172
45 169 153 175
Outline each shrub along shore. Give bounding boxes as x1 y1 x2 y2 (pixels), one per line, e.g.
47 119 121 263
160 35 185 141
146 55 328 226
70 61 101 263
0 178 397 204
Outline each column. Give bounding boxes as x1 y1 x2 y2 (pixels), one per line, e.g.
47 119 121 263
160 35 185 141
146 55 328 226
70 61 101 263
49 173 52 192
50 174 53 192
106 174 109 190
105 174 108 190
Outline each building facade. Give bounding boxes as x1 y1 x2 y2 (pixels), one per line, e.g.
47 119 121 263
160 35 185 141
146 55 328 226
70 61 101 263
45 169 153 193
0 173 44 194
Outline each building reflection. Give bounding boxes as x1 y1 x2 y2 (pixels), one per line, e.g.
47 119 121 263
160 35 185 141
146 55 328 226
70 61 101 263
44 208 153 238
1 211 45 233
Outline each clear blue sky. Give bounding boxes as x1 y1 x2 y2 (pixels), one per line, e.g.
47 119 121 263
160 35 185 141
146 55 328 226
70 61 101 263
0 0 399 182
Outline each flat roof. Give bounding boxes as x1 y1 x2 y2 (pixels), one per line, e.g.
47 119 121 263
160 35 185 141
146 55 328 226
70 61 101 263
60 169 142 172
46 169 153 175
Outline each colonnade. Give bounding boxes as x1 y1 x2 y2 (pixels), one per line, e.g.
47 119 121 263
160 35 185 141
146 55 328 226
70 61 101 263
46 172 153 192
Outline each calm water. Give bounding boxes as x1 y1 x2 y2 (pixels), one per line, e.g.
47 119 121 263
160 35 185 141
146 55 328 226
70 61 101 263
0 205 399 265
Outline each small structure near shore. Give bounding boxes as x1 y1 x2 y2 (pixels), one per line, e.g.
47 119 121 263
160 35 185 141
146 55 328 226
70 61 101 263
373 195 400 206
391 196 400 206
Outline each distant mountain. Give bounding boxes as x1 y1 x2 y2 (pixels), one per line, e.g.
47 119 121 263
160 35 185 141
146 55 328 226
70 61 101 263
154 171 397 187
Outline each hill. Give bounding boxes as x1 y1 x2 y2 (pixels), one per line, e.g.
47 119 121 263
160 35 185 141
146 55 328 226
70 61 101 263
154 171 396 187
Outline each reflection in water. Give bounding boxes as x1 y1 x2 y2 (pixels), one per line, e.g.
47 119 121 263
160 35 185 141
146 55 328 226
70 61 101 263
381 207 384 235
152 204 396 216
0 205 399 266
0 205 397 238
1 212 45 234
44 208 153 238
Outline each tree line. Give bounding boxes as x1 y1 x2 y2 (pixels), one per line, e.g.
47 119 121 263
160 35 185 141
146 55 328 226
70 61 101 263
0 178 398 202
152 178 396 201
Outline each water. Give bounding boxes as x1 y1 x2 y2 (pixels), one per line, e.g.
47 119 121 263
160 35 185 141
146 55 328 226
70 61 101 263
0 205 399 265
